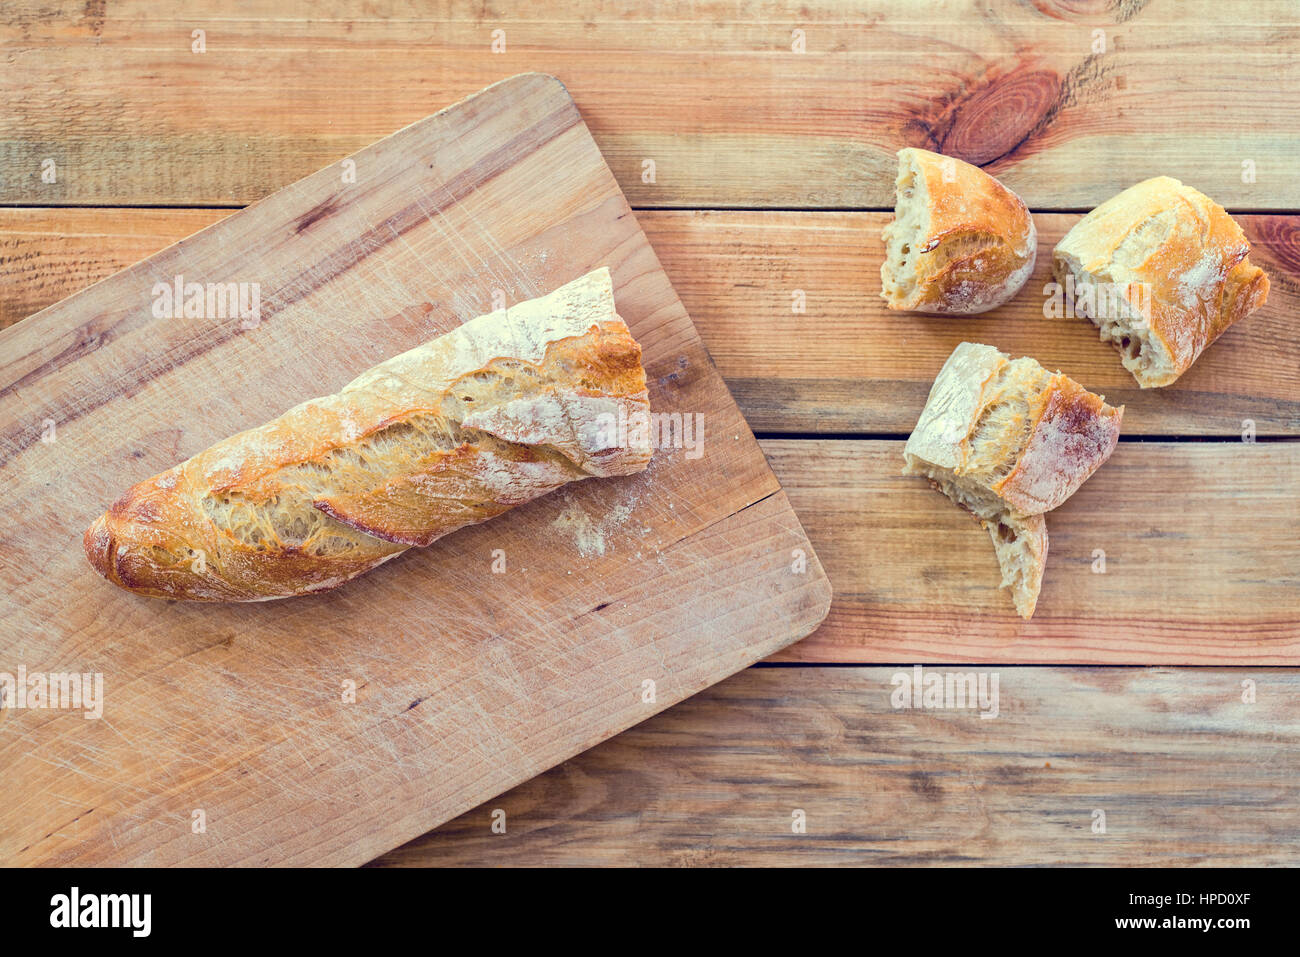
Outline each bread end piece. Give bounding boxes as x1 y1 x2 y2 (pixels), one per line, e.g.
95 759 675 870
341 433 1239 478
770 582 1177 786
1052 176 1270 388
83 468 406 602
881 148 1037 315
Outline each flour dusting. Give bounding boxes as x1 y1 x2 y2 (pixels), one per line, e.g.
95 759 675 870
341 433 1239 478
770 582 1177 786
1177 245 1225 307
551 493 636 558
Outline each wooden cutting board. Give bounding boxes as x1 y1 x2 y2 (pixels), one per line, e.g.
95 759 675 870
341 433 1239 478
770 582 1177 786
0 73 831 866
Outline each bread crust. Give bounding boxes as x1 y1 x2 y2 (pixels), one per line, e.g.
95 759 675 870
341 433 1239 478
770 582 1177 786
903 343 1119 619
903 342 1123 516
881 148 1037 314
84 267 651 601
993 377 1120 514
1052 176 1270 387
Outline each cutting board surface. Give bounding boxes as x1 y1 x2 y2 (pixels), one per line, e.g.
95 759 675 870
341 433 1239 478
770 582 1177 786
0 73 831 866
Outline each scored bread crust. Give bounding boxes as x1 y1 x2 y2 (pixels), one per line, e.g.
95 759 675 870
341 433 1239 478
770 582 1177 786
1052 176 1270 388
903 342 1124 516
881 147 1037 314
84 267 652 601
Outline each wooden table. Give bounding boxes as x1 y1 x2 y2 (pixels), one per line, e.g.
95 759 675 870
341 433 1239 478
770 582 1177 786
3 0 1297 865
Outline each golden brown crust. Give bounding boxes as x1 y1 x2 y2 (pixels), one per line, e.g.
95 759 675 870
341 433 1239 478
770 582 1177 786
903 342 1123 518
313 441 579 548
881 148 1037 314
84 268 652 602
1217 258 1271 349
1052 176 1270 387
992 375 1123 515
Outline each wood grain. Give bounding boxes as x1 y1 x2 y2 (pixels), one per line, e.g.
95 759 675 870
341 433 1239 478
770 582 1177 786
0 208 231 332
6 208 1298 436
3 1 1297 869
654 211 1300 438
5 207 1294 663
2 1 1298 208
0 73 830 866
372 665 1300 866
762 439 1300 664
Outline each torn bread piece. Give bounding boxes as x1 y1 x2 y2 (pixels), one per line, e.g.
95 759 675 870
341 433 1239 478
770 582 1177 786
881 147 1037 314
904 342 1122 617
987 511 1048 620
919 473 1049 620
1052 176 1269 388
904 342 1124 516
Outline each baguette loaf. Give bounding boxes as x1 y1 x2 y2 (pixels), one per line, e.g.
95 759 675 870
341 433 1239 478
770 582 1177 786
1052 176 1270 388
881 148 1037 314
903 342 1123 618
84 267 652 601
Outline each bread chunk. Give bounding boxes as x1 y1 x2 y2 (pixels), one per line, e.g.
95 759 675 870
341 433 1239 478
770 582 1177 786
904 342 1122 617
881 148 1037 314
1052 176 1269 388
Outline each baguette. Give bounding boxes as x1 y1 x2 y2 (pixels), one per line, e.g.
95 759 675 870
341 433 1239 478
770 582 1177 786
1052 176 1270 388
84 267 652 601
881 148 1037 314
903 342 1123 618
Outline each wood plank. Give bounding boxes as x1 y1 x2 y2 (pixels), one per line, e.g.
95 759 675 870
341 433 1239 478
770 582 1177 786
655 211 1300 437
3 1 1298 208
0 74 830 866
371 665 1300 866
761 439 1300 665
6 208 1298 436
0 208 230 330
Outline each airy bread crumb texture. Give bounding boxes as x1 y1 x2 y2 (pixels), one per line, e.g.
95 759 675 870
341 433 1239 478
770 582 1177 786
1052 248 1174 386
987 511 1048 620
1052 176 1269 388
881 155 928 307
880 148 1036 314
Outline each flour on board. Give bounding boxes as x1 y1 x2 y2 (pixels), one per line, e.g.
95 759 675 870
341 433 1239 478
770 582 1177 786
551 493 636 558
